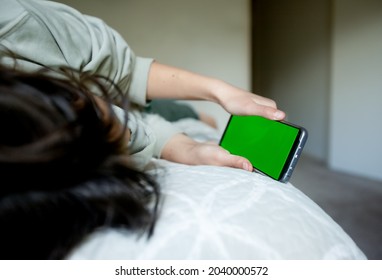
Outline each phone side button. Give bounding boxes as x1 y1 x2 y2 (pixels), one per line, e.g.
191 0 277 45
290 158 298 168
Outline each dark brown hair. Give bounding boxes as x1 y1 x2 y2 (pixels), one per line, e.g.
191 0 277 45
0 65 159 259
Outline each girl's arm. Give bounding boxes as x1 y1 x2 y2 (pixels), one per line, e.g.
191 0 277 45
147 61 286 121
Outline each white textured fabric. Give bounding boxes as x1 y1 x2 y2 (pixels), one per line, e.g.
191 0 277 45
69 159 366 260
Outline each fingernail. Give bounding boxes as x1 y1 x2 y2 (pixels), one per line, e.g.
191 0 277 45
274 110 284 120
243 162 250 171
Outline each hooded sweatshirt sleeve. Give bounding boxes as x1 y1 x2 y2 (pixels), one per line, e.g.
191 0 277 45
0 0 150 106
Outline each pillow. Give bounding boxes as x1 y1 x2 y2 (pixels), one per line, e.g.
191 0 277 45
69 160 366 260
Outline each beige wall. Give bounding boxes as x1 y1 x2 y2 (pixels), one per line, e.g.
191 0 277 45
254 0 382 181
252 0 331 161
329 0 382 181
58 0 251 131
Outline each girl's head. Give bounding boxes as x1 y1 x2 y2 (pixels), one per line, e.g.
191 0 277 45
0 65 130 186
0 66 159 259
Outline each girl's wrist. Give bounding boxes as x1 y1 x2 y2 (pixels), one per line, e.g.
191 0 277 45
205 78 228 104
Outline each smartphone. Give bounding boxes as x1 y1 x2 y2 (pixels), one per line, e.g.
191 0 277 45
219 115 308 183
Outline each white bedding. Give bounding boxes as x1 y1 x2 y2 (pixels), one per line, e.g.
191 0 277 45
69 119 366 260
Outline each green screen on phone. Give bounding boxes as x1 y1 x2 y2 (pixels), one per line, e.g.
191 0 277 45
220 116 300 180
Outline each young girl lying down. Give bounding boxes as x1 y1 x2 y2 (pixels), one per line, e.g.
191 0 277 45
0 66 367 260
0 60 276 258
0 0 288 259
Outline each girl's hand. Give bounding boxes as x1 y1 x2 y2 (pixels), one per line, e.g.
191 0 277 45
147 62 286 121
211 80 286 120
161 134 253 172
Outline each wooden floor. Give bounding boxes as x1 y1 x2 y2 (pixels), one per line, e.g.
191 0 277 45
290 154 382 260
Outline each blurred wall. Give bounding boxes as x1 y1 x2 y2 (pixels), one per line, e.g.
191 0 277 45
252 0 331 162
329 0 382 181
253 0 382 181
58 0 251 131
